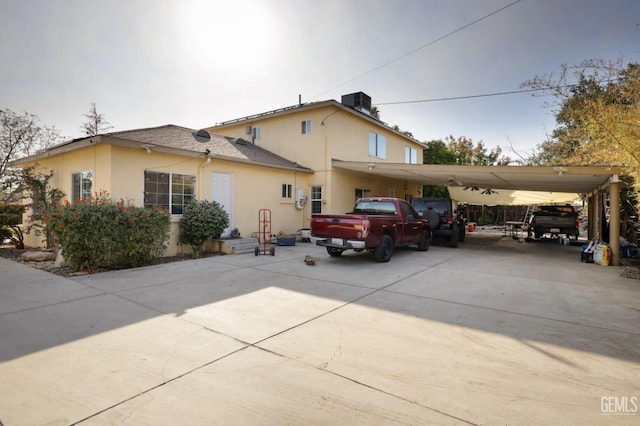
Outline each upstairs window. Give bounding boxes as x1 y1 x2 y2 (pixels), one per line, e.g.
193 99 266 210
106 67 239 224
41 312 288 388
252 126 262 140
144 171 195 214
405 146 418 164
369 131 386 159
72 170 93 203
301 120 312 134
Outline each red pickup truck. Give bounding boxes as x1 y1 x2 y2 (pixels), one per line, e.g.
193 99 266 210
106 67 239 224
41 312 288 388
310 197 431 262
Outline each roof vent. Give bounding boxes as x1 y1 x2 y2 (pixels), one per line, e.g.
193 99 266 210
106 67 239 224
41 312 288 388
341 92 371 115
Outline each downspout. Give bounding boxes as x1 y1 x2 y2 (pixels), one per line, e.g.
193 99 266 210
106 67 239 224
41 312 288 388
198 156 211 199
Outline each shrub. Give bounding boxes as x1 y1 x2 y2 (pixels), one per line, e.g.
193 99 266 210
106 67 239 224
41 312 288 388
179 200 229 258
45 195 170 271
0 204 26 249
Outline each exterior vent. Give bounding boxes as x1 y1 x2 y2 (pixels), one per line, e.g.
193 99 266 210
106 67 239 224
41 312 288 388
245 126 252 134
341 92 372 115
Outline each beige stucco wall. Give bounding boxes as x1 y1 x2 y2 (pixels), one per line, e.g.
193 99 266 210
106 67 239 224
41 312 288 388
18 141 312 256
210 104 424 219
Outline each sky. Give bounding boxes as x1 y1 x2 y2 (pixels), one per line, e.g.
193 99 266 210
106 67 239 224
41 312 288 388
1 0 639 158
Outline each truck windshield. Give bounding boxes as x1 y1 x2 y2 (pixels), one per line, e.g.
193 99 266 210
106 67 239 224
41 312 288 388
354 201 397 214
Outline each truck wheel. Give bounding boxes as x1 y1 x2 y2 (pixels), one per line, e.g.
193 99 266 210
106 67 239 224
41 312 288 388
449 228 459 248
374 235 394 262
417 230 430 251
326 247 344 257
458 223 466 242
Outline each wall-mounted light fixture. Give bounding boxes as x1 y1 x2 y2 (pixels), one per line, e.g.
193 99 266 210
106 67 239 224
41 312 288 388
554 167 568 175
368 163 375 170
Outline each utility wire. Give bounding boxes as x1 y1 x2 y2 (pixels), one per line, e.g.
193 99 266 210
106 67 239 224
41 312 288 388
374 78 623 105
309 0 524 100
375 88 542 105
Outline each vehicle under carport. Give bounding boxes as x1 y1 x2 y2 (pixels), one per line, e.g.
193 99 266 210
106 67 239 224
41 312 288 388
332 161 624 265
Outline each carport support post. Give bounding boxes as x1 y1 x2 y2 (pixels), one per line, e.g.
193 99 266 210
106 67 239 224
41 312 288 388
609 175 621 266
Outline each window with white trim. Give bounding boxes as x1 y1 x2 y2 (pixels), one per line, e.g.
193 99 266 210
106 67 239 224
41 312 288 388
281 183 292 199
144 171 195 214
252 126 262 140
311 186 322 214
405 146 418 164
369 131 386 159
72 170 93 203
301 120 312 134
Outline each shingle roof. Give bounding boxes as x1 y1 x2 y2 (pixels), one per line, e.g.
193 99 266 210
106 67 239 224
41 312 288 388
108 125 311 171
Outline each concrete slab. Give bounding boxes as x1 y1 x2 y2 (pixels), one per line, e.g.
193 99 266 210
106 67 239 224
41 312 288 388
84 346 461 425
0 293 245 425
1 232 639 425
260 290 640 425
106 266 374 343
0 257 103 315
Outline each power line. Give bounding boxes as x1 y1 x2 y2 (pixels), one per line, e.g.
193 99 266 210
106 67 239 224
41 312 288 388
374 87 543 105
374 78 623 105
309 0 525 100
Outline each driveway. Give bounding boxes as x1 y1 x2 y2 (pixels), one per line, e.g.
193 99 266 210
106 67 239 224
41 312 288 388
1 232 639 425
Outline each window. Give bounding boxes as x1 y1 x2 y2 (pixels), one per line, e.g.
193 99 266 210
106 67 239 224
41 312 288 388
355 188 371 203
369 131 386 159
252 126 262 140
144 171 195 214
72 170 93 203
311 186 322 214
405 146 418 164
282 183 292 199
301 120 312 134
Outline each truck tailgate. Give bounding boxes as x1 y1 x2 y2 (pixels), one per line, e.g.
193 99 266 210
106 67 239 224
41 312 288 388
311 215 366 239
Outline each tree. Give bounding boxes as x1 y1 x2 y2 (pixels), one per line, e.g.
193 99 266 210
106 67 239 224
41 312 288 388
81 103 113 136
370 106 380 119
423 139 457 165
521 59 640 188
445 135 507 166
1 108 61 188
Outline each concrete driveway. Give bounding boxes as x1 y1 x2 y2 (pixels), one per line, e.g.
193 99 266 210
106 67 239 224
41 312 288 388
1 232 639 425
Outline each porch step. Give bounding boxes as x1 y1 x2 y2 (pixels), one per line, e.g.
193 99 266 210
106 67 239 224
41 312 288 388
212 237 259 255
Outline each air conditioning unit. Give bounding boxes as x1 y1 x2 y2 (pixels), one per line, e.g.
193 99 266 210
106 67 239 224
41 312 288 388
245 126 252 135
341 92 372 115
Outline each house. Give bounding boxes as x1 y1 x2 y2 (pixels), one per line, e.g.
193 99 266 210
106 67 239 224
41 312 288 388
207 92 426 219
12 125 313 256
12 92 425 256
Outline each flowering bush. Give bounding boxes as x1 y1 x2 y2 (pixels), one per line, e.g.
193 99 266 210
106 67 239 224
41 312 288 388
45 194 170 271
179 200 229 258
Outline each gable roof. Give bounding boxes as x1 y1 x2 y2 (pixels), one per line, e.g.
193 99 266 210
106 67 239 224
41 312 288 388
11 125 312 172
210 100 426 147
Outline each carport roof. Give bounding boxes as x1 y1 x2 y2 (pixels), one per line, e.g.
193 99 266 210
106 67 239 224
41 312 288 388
332 161 622 194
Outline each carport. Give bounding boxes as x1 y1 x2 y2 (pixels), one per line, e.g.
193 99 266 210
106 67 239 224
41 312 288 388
332 161 624 265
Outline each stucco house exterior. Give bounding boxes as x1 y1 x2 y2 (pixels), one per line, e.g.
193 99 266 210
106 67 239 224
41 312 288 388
12 92 425 256
208 92 426 222
12 125 313 256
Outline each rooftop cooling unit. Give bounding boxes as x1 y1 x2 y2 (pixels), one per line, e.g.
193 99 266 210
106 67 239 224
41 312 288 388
341 92 372 115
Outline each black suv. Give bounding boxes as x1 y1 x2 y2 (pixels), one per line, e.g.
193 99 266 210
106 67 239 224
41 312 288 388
411 198 466 247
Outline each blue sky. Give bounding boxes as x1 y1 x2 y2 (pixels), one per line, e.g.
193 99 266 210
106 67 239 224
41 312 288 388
1 0 639 158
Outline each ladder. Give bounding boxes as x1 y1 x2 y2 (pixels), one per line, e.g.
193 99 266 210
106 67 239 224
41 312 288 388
522 204 537 228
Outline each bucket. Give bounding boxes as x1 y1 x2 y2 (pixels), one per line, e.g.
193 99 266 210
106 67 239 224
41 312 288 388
467 223 475 232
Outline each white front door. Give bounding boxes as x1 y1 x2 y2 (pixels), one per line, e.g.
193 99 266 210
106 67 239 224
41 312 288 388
211 172 234 237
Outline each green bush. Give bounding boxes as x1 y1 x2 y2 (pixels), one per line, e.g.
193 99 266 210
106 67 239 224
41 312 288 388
477 215 494 226
0 204 26 249
179 200 229 258
45 195 170 271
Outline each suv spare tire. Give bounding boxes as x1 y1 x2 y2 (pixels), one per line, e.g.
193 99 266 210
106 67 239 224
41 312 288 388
422 209 440 230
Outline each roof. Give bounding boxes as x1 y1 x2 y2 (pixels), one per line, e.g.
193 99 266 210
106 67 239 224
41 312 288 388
210 100 426 147
332 161 622 203
11 125 312 172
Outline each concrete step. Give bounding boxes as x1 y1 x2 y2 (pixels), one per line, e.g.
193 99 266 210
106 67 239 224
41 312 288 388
211 238 259 255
